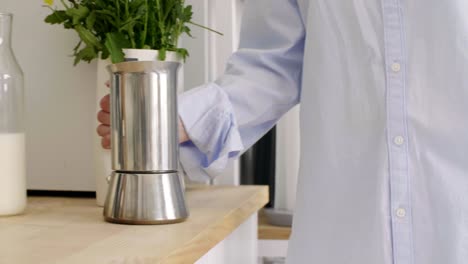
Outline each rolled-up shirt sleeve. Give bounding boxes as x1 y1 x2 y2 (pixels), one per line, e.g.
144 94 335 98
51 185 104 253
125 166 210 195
178 0 306 182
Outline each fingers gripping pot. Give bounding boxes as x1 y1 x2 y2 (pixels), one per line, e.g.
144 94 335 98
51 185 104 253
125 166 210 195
103 60 188 224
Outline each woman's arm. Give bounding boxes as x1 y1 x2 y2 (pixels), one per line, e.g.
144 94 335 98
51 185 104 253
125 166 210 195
178 0 306 181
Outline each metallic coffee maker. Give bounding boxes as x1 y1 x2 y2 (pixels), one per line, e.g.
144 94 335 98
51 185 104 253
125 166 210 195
103 60 189 224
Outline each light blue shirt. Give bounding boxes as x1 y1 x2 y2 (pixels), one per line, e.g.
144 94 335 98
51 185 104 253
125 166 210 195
178 0 468 263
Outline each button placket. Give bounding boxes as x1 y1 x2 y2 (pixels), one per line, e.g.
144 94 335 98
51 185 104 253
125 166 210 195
381 0 414 263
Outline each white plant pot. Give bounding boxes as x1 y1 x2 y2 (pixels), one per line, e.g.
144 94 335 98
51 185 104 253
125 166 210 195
123 49 182 62
95 58 111 207
94 49 183 206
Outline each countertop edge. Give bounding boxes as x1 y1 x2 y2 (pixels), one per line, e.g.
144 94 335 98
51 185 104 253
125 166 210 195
160 185 269 264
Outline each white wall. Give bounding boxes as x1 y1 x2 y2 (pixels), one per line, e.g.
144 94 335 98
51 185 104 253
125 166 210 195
0 2 96 191
275 106 300 211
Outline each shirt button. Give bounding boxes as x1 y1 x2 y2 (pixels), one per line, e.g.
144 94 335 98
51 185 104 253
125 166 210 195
393 136 405 146
391 62 401 72
396 208 406 218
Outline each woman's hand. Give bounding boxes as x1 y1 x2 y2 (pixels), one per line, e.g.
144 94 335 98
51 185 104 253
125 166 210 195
96 94 111 149
178 118 189 143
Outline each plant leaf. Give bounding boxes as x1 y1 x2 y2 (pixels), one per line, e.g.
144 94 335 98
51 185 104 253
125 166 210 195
72 40 82 53
104 32 130 63
75 25 102 49
181 6 193 22
66 5 89 25
183 26 192 37
101 48 110 60
157 47 166 61
43 0 221 65
86 11 96 29
176 48 189 61
44 11 69 24
74 45 97 65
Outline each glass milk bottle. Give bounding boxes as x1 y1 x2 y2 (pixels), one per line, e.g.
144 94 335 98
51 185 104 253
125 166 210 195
0 13 26 216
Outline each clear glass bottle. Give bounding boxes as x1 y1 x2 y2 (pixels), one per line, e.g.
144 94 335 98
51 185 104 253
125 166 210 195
0 13 26 216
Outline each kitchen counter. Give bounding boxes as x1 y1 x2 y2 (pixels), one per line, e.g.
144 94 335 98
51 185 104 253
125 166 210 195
258 210 291 240
0 185 268 264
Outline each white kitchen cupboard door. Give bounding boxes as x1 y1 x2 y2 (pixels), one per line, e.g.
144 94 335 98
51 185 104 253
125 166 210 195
182 0 245 185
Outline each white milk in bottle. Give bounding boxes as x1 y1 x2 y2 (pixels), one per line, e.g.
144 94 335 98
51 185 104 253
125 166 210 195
0 133 26 215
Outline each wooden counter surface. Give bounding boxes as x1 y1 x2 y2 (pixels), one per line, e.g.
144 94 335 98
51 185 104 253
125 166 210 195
0 185 268 264
258 210 291 240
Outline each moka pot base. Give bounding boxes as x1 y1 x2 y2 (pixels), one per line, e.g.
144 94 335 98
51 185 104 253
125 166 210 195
103 172 189 225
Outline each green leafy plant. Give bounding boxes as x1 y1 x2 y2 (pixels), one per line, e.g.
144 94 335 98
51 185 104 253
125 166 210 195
43 0 222 65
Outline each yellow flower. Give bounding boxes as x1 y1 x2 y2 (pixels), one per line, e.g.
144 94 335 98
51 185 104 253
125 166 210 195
44 0 54 6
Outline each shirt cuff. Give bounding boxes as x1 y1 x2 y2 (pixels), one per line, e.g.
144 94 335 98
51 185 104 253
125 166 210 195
178 83 244 182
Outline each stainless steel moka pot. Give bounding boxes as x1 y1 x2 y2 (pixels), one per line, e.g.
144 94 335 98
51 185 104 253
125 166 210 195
103 60 189 224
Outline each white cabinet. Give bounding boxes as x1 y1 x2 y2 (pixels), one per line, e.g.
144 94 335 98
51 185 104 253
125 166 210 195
198 214 258 264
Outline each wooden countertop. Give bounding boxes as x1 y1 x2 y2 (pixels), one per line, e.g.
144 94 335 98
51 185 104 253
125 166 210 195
0 185 268 264
258 210 292 240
